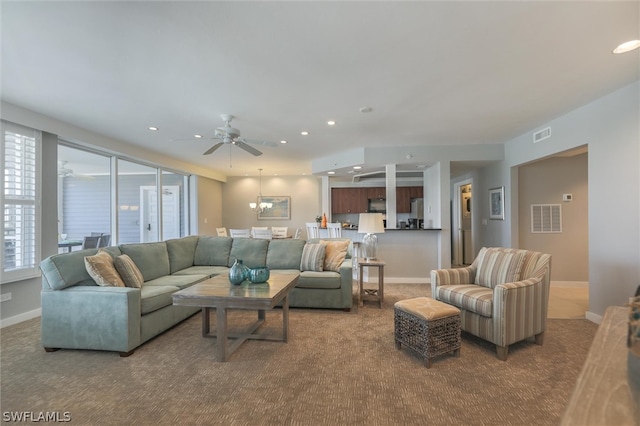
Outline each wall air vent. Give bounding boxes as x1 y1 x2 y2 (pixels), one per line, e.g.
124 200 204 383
531 204 562 233
533 127 551 143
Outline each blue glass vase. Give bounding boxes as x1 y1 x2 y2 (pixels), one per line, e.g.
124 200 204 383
229 259 248 285
248 267 270 283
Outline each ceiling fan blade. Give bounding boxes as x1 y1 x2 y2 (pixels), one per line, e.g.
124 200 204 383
239 137 278 148
234 141 263 156
203 142 224 155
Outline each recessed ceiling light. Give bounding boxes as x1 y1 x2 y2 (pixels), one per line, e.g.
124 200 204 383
613 40 640 54
353 166 362 170
328 171 335 175
148 126 158 131
280 140 287 144
359 107 372 113
301 131 309 136
194 134 202 138
327 120 336 126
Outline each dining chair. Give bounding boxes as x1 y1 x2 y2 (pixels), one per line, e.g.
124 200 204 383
82 236 101 249
229 229 251 238
252 229 273 240
327 222 342 238
305 222 320 239
271 227 288 239
216 227 228 237
293 228 302 239
251 227 268 238
97 234 111 247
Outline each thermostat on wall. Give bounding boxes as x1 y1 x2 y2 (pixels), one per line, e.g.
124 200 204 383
563 194 573 202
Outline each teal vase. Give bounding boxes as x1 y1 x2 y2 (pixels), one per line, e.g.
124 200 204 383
229 259 248 285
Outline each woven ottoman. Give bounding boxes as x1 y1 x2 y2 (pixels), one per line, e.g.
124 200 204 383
394 297 461 368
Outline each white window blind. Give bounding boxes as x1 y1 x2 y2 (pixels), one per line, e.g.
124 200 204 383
531 204 562 233
2 121 41 283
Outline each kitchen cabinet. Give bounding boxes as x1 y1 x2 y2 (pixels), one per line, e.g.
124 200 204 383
367 187 386 200
331 188 368 214
396 186 423 213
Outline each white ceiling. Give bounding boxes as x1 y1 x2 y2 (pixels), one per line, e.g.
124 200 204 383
2 1 638 177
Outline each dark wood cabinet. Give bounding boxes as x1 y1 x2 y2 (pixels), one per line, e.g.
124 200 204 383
396 186 423 213
331 188 368 214
366 187 386 200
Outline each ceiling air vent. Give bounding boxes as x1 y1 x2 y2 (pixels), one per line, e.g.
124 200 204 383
533 127 551 143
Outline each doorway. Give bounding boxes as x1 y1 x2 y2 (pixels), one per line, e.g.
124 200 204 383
452 180 473 266
140 185 180 242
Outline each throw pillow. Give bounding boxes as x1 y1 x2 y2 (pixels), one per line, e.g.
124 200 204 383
474 250 525 289
320 239 349 272
300 243 326 272
84 250 125 287
114 254 144 288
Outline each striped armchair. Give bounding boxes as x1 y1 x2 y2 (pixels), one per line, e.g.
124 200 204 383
431 247 552 360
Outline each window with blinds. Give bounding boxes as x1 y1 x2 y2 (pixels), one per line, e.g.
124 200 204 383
1 121 41 283
531 204 562 233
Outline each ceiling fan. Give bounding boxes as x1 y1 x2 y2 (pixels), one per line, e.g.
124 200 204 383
57 161 93 180
200 114 278 157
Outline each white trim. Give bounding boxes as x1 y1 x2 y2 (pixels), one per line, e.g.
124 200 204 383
0 308 41 329
360 276 431 284
550 280 588 288
585 311 602 324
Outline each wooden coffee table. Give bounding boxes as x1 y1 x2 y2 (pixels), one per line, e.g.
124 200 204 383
172 272 299 361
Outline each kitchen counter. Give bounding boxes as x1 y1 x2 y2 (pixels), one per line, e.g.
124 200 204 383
319 228 441 282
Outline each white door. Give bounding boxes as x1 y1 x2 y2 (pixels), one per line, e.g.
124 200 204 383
140 186 180 242
452 181 473 265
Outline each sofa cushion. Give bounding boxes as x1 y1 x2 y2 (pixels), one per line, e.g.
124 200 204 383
435 284 494 317
297 270 342 289
320 239 349 272
474 249 525 289
229 238 269 268
114 254 144 288
194 236 232 266
300 243 326 272
119 242 170 281
266 239 306 270
40 246 122 290
140 285 179 315
166 236 199 274
144 274 208 290
84 250 125 287
173 265 228 277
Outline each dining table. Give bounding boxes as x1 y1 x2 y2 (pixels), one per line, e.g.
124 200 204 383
58 239 83 252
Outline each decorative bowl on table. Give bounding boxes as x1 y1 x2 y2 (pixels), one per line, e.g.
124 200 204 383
248 267 270 284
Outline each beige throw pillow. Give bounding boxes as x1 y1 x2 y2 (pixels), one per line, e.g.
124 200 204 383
84 250 125 287
114 254 144 288
320 240 349 272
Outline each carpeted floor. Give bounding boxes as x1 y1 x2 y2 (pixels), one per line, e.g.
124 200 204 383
1 283 598 425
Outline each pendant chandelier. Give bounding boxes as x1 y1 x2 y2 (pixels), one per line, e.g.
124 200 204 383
249 168 272 213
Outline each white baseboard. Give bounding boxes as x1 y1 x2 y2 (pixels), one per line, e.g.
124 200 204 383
0 308 41 329
550 280 589 288
585 311 602 324
358 277 430 284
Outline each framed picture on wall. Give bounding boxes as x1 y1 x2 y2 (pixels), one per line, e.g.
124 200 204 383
489 187 504 220
258 196 291 220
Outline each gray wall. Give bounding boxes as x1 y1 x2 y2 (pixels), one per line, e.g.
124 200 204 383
221 175 321 233
196 175 223 236
477 81 639 319
518 153 588 281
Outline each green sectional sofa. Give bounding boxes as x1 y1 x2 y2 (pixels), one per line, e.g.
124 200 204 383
40 236 353 356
